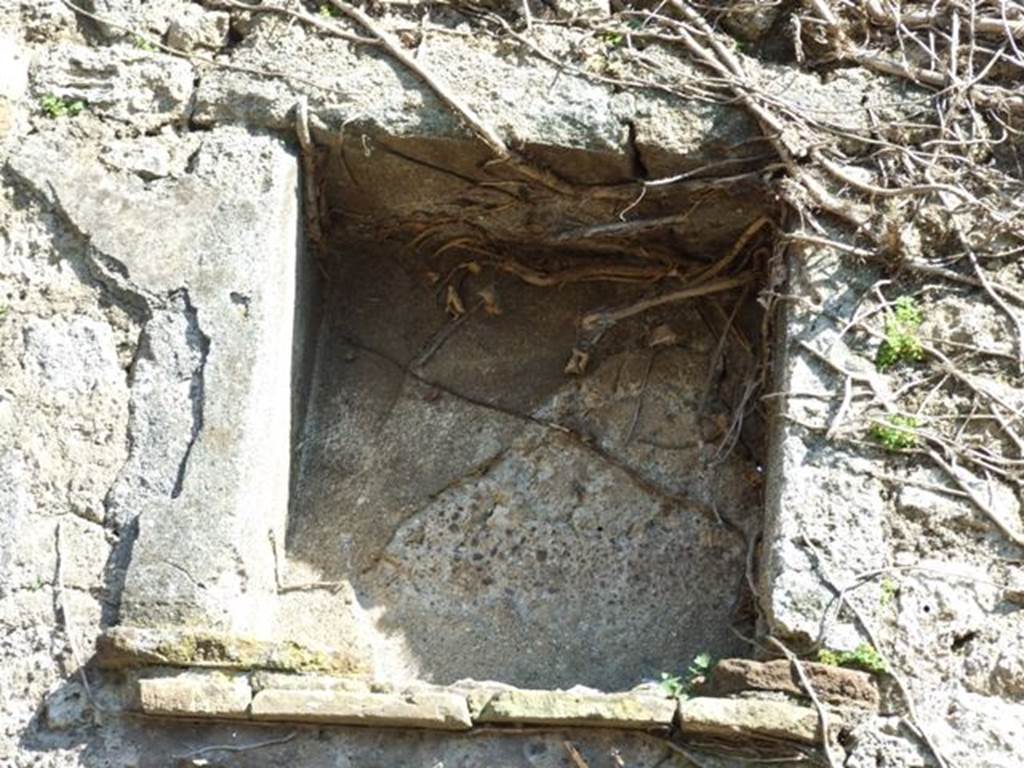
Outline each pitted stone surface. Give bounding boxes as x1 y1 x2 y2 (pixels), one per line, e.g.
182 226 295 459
473 689 676 728
96 627 370 675
287 237 757 689
251 688 473 730
8 126 303 636
165 5 229 51
699 658 880 709
2 1 1021 766
678 697 836 745
32 43 194 132
250 672 371 693
137 671 251 719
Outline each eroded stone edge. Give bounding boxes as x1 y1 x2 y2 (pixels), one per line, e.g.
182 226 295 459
129 669 839 745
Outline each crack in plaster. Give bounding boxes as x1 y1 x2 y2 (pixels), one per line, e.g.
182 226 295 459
159 559 206 591
17 177 213 625
336 333 728 531
35 182 210 522
170 288 210 500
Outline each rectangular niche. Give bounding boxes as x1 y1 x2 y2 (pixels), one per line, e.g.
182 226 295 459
282 134 772 692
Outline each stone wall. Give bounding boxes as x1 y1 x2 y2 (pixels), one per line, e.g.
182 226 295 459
1 1 1023 766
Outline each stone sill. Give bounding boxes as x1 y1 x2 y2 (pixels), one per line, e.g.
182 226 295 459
98 628 866 745
130 669 837 746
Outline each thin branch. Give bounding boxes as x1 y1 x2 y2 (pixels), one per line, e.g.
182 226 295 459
764 636 841 768
581 275 752 334
177 731 298 759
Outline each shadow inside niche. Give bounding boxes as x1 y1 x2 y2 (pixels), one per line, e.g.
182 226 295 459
281 229 764 690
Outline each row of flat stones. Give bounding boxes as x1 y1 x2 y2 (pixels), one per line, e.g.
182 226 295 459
136 670 835 745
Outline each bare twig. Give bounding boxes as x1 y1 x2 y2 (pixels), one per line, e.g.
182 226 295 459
765 636 840 768
325 0 579 195
800 534 950 768
926 448 1024 548
210 0 376 43
563 741 592 768
177 731 298 760
294 98 324 253
580 275 752 334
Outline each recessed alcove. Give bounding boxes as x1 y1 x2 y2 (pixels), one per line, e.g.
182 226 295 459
280 133 773 691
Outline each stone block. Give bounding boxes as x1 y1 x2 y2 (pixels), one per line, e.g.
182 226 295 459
32 44 194 132
95 627 371 676
678 697 839 745
43 681 93 730
138 671 252 718
0 35 29 101
8 127 305 636
250 671 371 692
250 689 472 730
698 658 880 709
166 6 230 51
473 689 676 729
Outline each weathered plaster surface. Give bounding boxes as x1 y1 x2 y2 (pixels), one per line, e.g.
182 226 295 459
1 0 1022 766
8 126 300 635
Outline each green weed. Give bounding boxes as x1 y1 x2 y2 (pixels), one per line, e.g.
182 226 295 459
597 31 625 48
869 414 919 451
877 296 925 370
879 577 898 606
687 652 713 680
658 652 715 698
658 672 684 697
39 94 85 119
817 643 887 675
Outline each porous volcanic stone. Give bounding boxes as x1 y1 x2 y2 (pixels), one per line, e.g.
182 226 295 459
472 689 676 728
250 688 472 730
699 658 880 709
95 627 370 675
678 697 838 745
138 671 251 719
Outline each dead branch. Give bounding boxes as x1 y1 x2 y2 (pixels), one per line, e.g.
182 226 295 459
580 275 752 334
861 0 1024 42
176 731 298 760
325 0 581 196
926 448 1024 548
294 98 324 254
765 636 841 768
493 256 681 287
210 0 376 43
563 741 591 768
800 534 950 768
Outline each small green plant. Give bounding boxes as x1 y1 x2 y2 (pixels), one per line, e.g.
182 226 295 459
658 652 715 698
39 94 85 119
597 31 625 48
876 295 925 370
869 414 919 451
817 643 887 675
133 36 156 51
879 577 898 607
687 652 713 680
318 4 340 17
658 672 684 698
